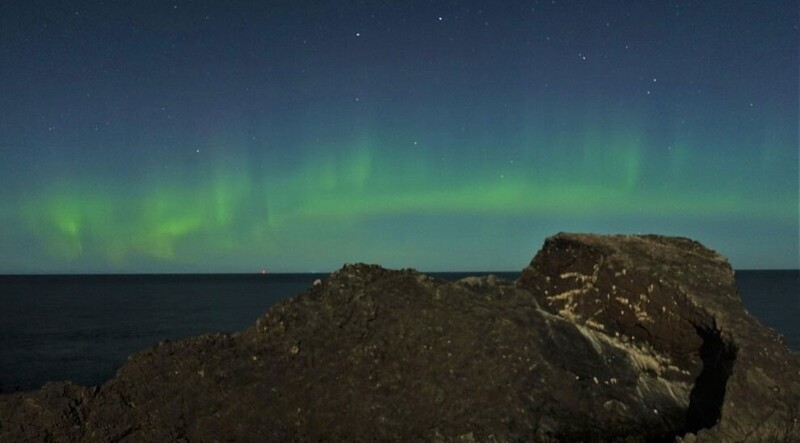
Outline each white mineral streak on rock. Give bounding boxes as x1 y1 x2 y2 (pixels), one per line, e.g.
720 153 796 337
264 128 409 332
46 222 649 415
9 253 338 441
559 272 593 283
549 287 588 302
574 322 692 412
585 318 606 330
550 262 608 324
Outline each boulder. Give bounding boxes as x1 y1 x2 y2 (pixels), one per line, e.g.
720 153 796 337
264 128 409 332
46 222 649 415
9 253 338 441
0 233 797 442
517 233 800 441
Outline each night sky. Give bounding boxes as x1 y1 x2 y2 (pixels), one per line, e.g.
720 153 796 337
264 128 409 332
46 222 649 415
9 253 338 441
1 1 797 273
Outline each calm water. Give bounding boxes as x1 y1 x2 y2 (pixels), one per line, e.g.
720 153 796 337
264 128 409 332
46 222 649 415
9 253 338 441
0 271 796 392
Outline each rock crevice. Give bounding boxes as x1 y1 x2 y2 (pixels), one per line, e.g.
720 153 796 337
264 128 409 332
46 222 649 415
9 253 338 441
683 324 737 435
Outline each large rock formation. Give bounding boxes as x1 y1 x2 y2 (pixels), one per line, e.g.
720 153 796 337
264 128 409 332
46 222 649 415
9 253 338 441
517 234 800 441
1 233 797 442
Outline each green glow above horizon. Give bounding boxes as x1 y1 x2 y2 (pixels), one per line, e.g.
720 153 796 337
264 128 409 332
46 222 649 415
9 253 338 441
11 117 797 272
1 2 797 272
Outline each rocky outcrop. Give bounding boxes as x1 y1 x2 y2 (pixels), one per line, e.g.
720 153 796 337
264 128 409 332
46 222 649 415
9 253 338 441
1 233 797 442
517 234 800 441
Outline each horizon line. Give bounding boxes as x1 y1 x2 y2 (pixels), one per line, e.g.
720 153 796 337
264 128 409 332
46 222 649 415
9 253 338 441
1 268 798 277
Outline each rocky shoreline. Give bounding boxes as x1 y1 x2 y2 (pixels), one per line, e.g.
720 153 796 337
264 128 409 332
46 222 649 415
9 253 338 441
1 233 797 442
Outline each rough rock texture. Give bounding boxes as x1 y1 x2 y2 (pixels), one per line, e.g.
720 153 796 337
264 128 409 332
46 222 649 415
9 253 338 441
1 233 797 442
517 234 800 442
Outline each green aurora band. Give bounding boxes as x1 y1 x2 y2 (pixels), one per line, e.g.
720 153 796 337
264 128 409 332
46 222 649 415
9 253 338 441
1 1 797 274
8 114 796 273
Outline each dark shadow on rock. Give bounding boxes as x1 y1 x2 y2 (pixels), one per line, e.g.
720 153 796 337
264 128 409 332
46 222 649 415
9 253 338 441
650 324 738 442
683 325 737 433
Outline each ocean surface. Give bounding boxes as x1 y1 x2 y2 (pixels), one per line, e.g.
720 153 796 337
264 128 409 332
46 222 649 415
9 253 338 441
0 270 797 393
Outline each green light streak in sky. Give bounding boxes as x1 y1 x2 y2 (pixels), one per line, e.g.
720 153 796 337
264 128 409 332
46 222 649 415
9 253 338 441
15 130 795 271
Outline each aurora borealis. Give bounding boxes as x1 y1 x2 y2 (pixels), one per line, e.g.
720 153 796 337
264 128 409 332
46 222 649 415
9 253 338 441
0 1 797 273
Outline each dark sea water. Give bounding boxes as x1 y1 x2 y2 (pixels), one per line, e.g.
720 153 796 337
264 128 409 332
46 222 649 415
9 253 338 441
0 270 797 393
